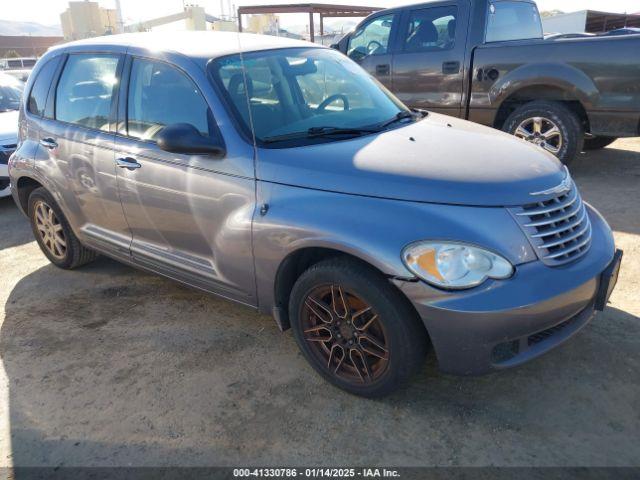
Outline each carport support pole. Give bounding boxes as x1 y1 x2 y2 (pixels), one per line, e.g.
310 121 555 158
238 11 243 32
320 14 324 40
309 11 315 43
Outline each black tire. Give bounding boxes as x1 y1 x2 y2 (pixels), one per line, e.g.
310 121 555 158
289 258 428 398
503 100 584 165
583 136 617 151
28 187 97 269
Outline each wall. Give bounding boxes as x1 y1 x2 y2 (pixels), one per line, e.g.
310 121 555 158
541 11 588 34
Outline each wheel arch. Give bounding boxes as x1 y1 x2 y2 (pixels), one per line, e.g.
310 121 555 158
489 63 598 132
15 176 44 215
271 245 418 332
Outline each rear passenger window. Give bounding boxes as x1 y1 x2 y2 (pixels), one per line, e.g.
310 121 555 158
55 54 119 130
28 57 60 117
404 6 458 52
127 58 210 141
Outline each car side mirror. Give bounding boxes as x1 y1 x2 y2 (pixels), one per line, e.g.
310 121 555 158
156 123 226 157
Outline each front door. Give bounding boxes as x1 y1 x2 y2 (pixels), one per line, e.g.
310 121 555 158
391 4 468 116
346 12 399 91
114 56 256 305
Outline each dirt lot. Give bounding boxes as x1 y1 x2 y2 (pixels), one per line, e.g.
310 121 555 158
0 140 638 469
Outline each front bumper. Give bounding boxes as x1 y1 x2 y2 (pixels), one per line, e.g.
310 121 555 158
395 205 618 376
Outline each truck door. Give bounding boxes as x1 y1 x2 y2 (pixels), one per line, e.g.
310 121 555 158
391 3 468 117
345 12 399 91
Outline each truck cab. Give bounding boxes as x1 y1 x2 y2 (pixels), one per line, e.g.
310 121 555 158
334 0 640 164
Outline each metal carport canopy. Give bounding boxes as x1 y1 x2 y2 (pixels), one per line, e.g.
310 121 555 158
237 3 383 42
585 10 640 32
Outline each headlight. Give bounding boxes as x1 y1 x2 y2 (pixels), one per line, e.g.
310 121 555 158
402 241 514 289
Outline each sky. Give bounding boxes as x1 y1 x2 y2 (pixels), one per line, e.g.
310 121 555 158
7 0 640 28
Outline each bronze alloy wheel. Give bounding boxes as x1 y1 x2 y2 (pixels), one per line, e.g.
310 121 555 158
300 284 389 384
33 199 67 260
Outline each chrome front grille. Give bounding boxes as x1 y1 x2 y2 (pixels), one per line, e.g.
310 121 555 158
509 182 592 266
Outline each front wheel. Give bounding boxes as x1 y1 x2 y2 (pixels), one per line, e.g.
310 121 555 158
289 258 428 397
503 100 583 165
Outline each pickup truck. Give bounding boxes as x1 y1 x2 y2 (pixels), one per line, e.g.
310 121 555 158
333 0 640 164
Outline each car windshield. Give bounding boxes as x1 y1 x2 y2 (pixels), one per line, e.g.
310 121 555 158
0 84 22 112
210 47 409 147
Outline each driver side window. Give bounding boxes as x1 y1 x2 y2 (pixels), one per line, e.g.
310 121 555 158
127 58 210 141
347 14 396 61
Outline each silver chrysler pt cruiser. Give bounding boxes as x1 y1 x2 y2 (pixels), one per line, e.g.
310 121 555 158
9 32 622 397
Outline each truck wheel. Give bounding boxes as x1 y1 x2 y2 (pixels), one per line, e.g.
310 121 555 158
584 136 617 151
503 101 583 165
289 258 428 398
28 187 98 269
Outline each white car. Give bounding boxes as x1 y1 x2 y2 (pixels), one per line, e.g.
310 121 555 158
0 73 22 197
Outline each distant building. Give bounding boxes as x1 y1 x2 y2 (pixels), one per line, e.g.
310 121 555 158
124 6 224 33
211 20 239 32
0 36 64 58
246 14 278 35
542 10 640 34
243 14 302 39
60 1 119 40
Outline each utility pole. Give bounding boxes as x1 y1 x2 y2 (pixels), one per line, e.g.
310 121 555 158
114 0 124 33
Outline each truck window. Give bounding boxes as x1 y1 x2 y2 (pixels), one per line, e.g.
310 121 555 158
347 14 396 61
404 6 458 52
485 1 542 42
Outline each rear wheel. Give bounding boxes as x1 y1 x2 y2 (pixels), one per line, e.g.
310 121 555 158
583 136 617 151
28 187 97 269
503 100 583 165
289 258 428 397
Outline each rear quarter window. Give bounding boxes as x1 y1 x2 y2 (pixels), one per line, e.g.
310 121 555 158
486 1 543 42
27 57 61 117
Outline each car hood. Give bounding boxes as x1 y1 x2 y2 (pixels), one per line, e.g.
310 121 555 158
256 112 566 207
0 110 18 144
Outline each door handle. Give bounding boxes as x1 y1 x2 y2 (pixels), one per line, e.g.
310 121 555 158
39 137 58 149
375 64 390 75
116 157 142 170
442 61 461 74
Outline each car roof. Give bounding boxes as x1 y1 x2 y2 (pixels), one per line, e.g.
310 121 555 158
54 31 323 60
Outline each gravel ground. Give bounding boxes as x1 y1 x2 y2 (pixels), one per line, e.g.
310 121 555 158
0 139 638 468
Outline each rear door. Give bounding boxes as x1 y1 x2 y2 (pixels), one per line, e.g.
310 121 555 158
391 2 468 116
113 55 257 304
345 12 400 90
36 51 132 256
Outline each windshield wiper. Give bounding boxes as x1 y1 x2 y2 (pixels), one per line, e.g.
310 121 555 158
377 110 419 130
263 126 379 143
307 126 379 136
